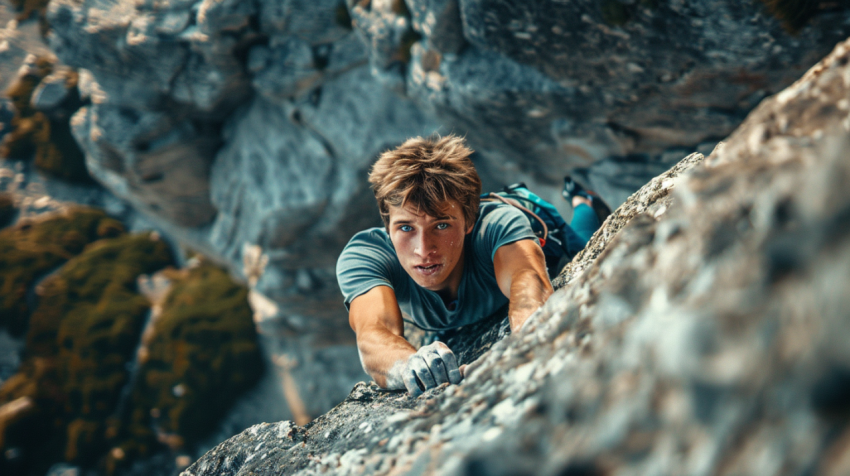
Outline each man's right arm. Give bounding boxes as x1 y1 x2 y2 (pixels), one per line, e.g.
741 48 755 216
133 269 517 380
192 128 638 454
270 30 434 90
349 286 463 395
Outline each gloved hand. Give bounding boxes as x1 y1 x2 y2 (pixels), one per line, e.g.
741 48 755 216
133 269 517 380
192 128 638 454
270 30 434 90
392 341 463 397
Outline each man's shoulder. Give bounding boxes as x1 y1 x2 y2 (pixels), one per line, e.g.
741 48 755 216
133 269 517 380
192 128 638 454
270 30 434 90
346 226 391 246
338 226 398 268
473 201 530 236
477 200 524 221
470 200 538 262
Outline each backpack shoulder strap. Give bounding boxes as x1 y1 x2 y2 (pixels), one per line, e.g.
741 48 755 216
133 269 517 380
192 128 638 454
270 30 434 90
483 192 548 244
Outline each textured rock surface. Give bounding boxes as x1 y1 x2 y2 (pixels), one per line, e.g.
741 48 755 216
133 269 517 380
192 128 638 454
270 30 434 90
184 37 850 476
0 218 274 475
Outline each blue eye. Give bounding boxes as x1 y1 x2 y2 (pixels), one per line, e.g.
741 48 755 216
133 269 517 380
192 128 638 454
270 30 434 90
400 225 413 232
436 223 449 230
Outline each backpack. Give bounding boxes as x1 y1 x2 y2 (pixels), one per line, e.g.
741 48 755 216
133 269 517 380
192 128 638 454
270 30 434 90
481 183 586 280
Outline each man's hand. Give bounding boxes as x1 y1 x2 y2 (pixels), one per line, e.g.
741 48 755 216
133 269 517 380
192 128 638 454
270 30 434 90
387 341 462 396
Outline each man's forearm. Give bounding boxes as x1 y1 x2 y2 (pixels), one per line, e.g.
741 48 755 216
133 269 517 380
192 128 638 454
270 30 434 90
355 326 417 388
507 269 553 331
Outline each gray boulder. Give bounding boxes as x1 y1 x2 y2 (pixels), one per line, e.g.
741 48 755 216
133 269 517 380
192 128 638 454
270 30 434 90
71 104 219 227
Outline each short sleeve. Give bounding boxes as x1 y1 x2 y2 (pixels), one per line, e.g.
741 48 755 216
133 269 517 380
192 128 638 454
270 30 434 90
475 203 539 262
336 228 401 310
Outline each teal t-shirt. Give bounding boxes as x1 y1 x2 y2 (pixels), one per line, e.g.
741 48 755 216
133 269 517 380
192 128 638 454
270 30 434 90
336 202 538 331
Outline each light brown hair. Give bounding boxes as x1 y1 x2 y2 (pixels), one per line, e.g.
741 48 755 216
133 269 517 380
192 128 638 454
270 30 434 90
369 135 481 229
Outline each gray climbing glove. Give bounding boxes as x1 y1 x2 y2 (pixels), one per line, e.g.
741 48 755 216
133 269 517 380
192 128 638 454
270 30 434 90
399 341 463 397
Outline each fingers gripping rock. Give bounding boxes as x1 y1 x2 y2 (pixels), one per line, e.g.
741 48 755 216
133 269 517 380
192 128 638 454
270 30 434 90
408 342 463 395
410 354 437 389
435 344 462 384
403 364 424 397
423 349 450 385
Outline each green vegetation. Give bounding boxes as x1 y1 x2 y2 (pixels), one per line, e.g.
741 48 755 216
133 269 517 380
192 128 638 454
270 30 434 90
1 58 90 183
0 231 173 475
0 207 124 335
0 192 14 227
112 262 262 470
0 212 260 474
758 0 818 33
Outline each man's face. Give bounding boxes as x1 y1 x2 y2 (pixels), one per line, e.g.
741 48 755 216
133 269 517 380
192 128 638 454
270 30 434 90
388 200 473 294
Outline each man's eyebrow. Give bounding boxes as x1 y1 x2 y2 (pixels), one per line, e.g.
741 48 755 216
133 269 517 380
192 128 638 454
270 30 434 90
391 219 413 225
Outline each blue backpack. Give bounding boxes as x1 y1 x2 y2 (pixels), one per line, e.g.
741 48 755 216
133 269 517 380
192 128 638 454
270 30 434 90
481 183 586 279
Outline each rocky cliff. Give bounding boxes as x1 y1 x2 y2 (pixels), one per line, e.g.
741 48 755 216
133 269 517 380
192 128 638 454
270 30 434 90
183 36 850 476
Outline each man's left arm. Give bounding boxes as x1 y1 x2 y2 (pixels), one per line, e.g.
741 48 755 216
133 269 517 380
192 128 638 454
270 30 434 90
493 239 554 332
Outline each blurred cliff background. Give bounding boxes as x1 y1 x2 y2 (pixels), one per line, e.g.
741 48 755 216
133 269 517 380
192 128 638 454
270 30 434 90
0 0 848 474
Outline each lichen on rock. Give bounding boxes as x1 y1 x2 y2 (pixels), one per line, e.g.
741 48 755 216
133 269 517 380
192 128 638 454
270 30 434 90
0 230 173 476
0 207 124 336
0 55 89 183
107 260 263 473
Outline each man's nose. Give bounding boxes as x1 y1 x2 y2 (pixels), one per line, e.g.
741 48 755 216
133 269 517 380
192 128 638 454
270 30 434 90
414 232 436 256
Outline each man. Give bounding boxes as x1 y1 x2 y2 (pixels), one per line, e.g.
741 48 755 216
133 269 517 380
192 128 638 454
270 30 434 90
336 135 555 396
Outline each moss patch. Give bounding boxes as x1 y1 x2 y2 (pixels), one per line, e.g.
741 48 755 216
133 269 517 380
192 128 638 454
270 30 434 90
113 262 262 467
1 59 90 183
0 235 259 475
0 232 173 475
0 207 124 336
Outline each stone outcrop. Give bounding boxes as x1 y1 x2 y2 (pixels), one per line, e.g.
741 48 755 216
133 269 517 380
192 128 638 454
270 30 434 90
111 261 263 474
183 36 850 476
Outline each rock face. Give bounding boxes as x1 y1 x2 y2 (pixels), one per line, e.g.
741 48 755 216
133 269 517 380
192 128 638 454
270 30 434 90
184 37 850 476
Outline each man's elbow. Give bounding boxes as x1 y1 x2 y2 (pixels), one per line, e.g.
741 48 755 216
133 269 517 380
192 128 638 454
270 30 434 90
514 268 553 295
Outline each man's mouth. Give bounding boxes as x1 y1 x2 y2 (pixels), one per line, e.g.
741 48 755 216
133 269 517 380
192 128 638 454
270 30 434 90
414 263 443 276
